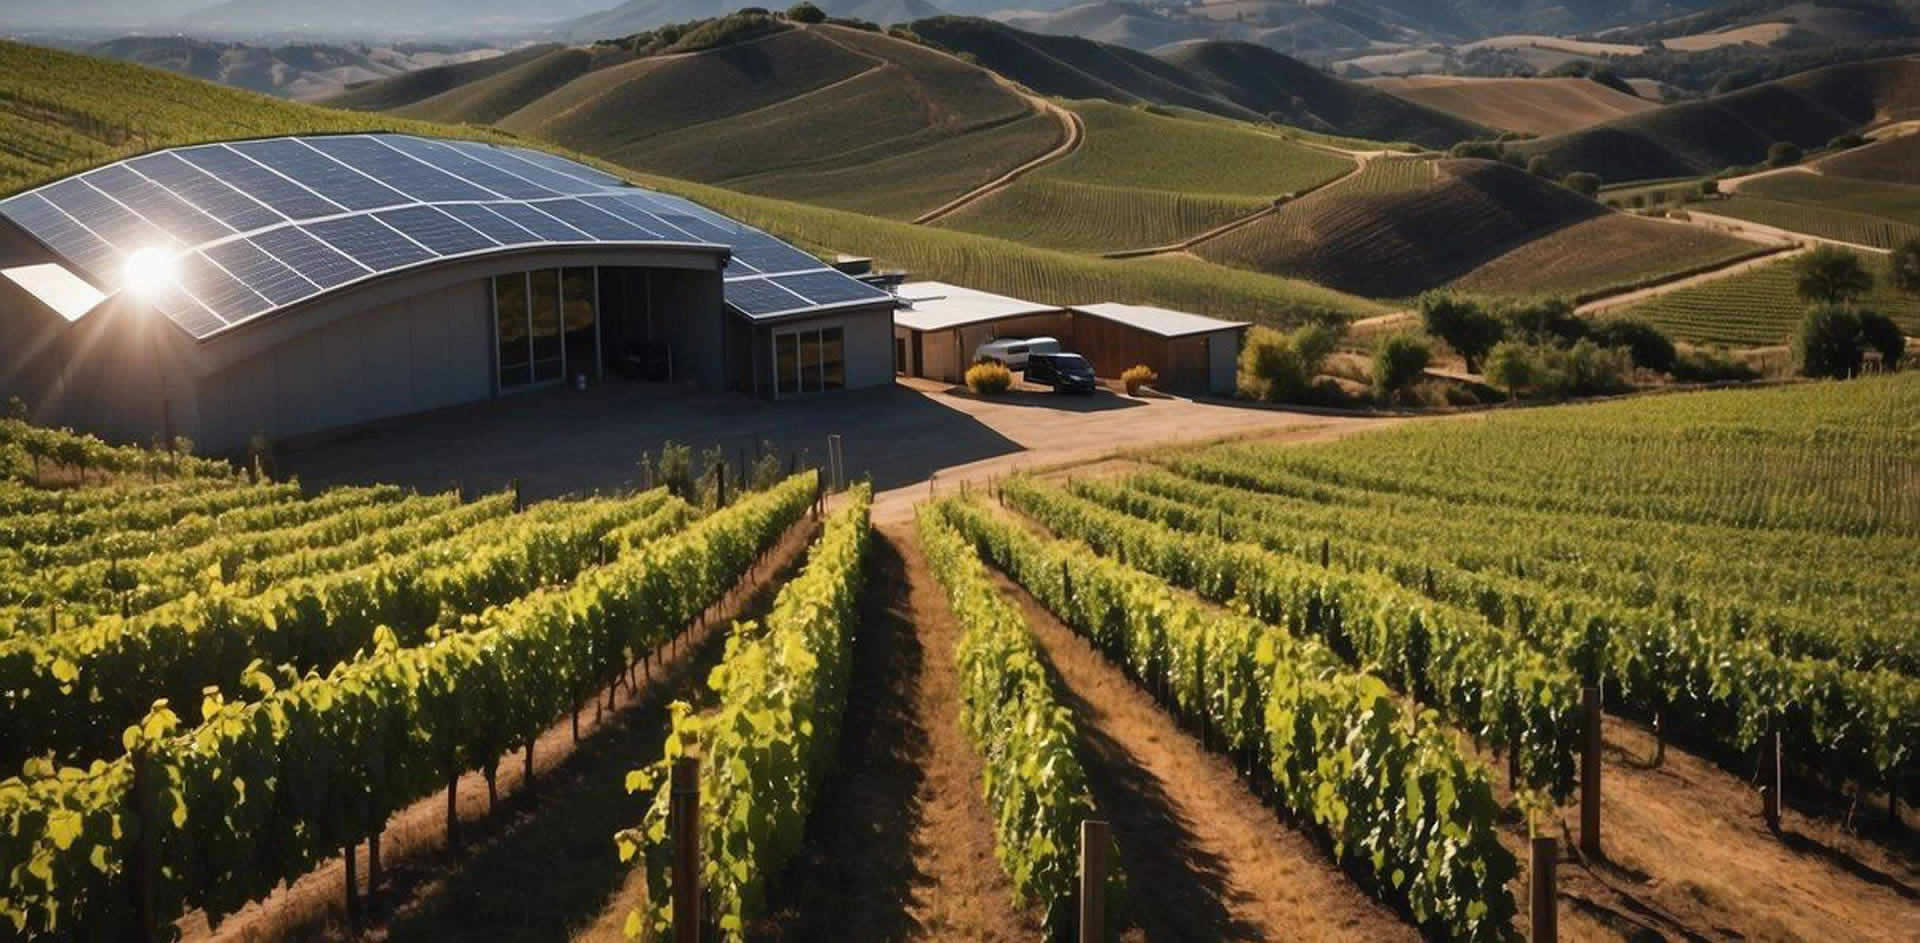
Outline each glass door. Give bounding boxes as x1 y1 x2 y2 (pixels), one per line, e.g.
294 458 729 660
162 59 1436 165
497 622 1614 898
772 326 848 398
530 269 563 385
495 274 531 389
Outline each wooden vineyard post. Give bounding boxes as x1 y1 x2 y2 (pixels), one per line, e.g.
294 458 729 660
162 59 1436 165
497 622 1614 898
1079 820 1110 943
125 747 158 943
446 770 460 852
671 757 702 943
343 843 361 934
1530 835 1557 943
368 829 383 905
1581 686 1602 859
1764 731 1783 832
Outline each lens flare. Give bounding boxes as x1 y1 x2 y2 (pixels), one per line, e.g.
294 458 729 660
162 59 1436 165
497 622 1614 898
123 248 177 298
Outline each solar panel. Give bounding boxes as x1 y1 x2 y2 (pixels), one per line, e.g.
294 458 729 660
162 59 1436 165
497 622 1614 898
0 193 124 288
305 137 497 203
126 152 284 233
724 256 759 276
732 242 826 276
176 145 343 222
228 139 410 212
374 206 497 256
649 212 738 244
724 277 809 316
251 227 366 290
771 270 891 307
379 136 557 201
438 204 542 246
505 146 629 188
302 216 435 272
83 164 232 247
486 202 592 242
534 199 661 241
203 240 317 307
576 196 682 239
148 282 226 337
438 140 603 195
176 252 270 323
42 179 179 255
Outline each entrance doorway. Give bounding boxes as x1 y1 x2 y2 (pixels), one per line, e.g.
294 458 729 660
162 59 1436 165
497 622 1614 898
772 325 845 397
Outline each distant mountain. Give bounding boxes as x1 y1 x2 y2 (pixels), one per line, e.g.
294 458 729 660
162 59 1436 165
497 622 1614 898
172 0 612 39
908 17 1486 146
559 0 943 39
1598 0 1919 46
85 36 512 100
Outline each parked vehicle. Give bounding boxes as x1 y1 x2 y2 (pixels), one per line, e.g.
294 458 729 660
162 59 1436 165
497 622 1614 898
974 336 1060 370
1025 352 1098 393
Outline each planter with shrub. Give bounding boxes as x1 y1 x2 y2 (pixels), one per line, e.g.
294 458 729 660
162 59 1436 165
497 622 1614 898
1120 365 1157 395
965 360 1013 395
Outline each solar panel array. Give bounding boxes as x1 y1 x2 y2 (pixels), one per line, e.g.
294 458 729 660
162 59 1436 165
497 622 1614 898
0 135 893 339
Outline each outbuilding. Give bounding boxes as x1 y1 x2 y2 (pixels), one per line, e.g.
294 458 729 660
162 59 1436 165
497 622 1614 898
0 134 897 453
892 281 1069 383
1067 303 1248 395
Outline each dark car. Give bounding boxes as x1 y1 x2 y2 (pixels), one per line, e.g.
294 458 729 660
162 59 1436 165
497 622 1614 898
1025 352 1098 393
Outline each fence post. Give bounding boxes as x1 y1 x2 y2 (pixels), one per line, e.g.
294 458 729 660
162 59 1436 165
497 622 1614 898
125 747 157 943
1580 686 1601 859
1079 820 1110 943
1764 731 1783 832
672 757 702 943
1530 835 1557 943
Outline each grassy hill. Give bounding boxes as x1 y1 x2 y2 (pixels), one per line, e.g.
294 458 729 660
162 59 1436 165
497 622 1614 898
1362 75 1658 136
0 37 1384 330
906 17 1486 147
1819 131 1920 184
1711 171 1920 248
1621 251 1920 346
326 44 566 113
1184 155 1764 301
1513 56 1920 182
85 37 515 102
932 100 1354 252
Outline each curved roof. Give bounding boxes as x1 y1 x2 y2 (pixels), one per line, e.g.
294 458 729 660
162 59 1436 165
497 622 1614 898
0 134 891 340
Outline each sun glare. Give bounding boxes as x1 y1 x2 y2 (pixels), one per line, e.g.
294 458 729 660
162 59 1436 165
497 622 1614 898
123 248 177 298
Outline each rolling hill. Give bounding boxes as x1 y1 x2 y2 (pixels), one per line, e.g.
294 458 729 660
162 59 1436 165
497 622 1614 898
170 0 611 38
1513 55 1920 181
907 17 1487 147
1363 75 1659 135
559 0 944 39
1819 130 1920 183
324 44 565 111
84 36 513 102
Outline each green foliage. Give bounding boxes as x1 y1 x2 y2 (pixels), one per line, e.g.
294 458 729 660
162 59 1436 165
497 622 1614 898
615 12 790 58
1526 155 1551 177
1493 296 1584 346
786 1 826 23
1372 333 1432 397
938 498 1518 939
1237 323 1340 404
0 419 233 486
1485 342 1538 398
1448 139 1501 160
1623 252 1920 347
1418 293 1504 373
915 503 1096 932
1857 310 1906 371
1590 318 1678 373
1795 245 1875 304
1768 141 1803 167
625 483 870 939
1480 340 1632 398
965 361 1013 394
1561 171 1600 196
1892 238 1920 295
651 441 696 502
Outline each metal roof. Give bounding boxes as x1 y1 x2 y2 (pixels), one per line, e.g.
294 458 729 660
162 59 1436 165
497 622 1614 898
893 281 1063 332
1071 302 1249 338
0 134 891 340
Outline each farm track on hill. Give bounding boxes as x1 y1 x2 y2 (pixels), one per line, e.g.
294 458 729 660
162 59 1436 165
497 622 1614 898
909 94 1082 225
1101 148 1372 260
180 519 825 943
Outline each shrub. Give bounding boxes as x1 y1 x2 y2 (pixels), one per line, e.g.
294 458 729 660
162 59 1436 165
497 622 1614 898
1448 139 1501 160
1494 296 1584 346
1590 318 1677 373
1767 141 1802 167
1827 133 1866 151
1794 245 1873 304
1892 237 1920 294
1671 345 1759 383
652 440 696 501
1237 323 1340 404
1417 293 1504 373
966 360 1013 395
785 1 825 21
1562 172 1600 197
1858 310 1906 371
1552 339 1634 396
1795 304 1865 378
1372 333 1431 398
1698 178 1719 196
1120 364 1157 395
1526 156 1552 177
1485 341 1538 399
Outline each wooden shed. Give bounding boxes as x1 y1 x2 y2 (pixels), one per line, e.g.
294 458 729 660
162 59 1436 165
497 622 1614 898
1068 303 1248 395
892 281 1070 383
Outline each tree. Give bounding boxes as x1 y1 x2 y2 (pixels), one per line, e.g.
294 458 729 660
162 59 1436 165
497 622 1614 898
1237 323 1340 404
1526 156 1552 177
785 2 825 22
1485 342 1538 399
1858 310 1906 371
1794 245 1874 304
1892 237 1920 295
1562 172 1600 197
1794 305 1865 378
1372 333 1431 398
1768 141 1803 167
1418 293 1504 373
1590 318 1676 373
1495 296 1583 345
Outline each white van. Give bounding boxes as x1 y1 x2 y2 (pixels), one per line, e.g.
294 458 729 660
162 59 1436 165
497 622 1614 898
974 336 1061 370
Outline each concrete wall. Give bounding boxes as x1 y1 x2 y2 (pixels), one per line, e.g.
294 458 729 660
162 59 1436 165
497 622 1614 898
759 303 894 395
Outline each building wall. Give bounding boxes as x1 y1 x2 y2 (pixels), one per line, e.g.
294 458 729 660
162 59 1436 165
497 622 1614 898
1208 331 1242 395
759 303 895 394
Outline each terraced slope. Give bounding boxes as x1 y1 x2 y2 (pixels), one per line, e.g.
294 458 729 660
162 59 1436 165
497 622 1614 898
1514 56 1920 182
1820 132 1920 185
1621 252 1920 346
1364 75 1657 136
1448 214 1762 299
933 100 1352 252
1711 170 1920 249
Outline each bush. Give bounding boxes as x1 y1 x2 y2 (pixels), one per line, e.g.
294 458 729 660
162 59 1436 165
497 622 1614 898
1449 139 1502 160
1237 323 1340 404
1553 339 1635 396
966 361 1013 395
1698 178 1719 196
648 440 696 501
785 1 825 21
1417 292 1504 373
1892 237 1920 295
1794 304 1865 378
1372 333 1431 398
1562 172 1600 196
1526 156 1552 177
1858 310 1906 371
1494 296 1584 346
1767 141 1803 167
1120 364 1157 395
1794 245 1874 304
1485 342 1538 399
1671 345 1759 383
1827 133 1866 151
1590 318 1677 373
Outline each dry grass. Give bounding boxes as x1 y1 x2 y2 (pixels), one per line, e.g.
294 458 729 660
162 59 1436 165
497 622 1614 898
1448 214 1761 299
1368 76 1656 136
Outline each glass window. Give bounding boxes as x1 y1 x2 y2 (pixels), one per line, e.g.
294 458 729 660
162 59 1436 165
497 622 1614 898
562 267 596 382
530 268 562 383
775 332 798 396
823 327 845 391
495 274 530 388
798 330 821 394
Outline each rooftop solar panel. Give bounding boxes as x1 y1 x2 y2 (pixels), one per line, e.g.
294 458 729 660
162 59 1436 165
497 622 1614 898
83 165 233 247
534 199 662 241
504 146 628 188
149 283 226 337
486 202 593 242
438 140 604 195
250 226 367 292
438 203 542 246
42 178 179 256
228 139 410 212
732 242 826 277
724 277 810 316
305 137 498 204
378 137 557 201
0 193 125 289
203 240 317 307
176 252 271 323
374 205 497 256
176 145 344 221
770 270 892 308
126 152 284 233
302 216 435 272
